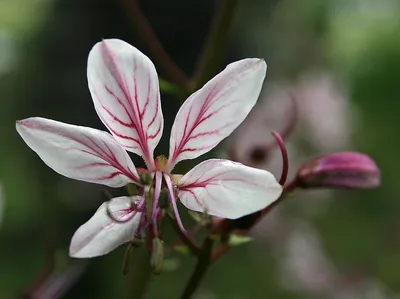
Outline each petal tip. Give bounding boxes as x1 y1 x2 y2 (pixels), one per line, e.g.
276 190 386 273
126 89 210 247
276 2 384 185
68 245 81 258
16 118 26 126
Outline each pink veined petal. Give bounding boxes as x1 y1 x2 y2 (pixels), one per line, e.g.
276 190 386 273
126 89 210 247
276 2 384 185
87 39 164 170
69 196 142 258
167 59 267 170
16 117 140 187
177 159 282 219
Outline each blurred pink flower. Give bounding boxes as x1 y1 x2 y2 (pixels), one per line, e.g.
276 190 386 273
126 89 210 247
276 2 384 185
294 72 354 152
229 71 353 172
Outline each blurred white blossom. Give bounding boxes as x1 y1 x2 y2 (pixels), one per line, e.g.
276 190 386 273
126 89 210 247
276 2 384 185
279 220 338 296
294 72 354 152
331 279 398 299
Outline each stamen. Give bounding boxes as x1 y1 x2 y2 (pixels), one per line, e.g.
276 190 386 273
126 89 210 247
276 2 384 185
271 131 289 186
152 171 163 236
163 173 186 233
106 198 144 224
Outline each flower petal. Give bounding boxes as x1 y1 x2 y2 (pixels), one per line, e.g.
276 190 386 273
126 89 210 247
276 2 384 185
69 196 141 258
167 59 267 169
16 117 139 187
177 159 282 219
88 39 163 170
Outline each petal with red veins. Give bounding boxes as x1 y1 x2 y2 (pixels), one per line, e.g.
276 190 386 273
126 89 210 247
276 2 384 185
69 196 141 258
167 59 266 170
177 159 282 219
88 39 163 170
16 117 139 187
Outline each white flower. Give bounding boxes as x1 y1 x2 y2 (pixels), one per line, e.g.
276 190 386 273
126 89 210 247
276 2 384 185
16 39 282 258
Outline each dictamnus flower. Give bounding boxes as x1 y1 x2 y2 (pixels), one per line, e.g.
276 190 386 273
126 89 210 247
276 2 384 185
16 39 282 259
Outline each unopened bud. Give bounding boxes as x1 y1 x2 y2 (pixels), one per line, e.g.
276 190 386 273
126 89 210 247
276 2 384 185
126 183 138 196
297 151 380 189
140 172 153 185
158 189 169 209
150 238 164 275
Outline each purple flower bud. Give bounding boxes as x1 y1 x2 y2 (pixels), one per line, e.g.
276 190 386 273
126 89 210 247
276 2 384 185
297 152 380 189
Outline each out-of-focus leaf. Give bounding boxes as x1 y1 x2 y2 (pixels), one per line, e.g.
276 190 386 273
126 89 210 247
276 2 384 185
228 234 253 246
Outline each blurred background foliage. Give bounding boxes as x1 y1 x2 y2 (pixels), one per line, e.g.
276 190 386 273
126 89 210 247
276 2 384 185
0 0 399 298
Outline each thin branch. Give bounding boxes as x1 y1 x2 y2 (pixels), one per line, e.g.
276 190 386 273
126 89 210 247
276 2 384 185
180 237 214 299
191 0 239 90
122 0 189 87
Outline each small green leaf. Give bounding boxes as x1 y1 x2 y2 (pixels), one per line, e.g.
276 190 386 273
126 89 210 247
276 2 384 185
188 210 203 222
126 183 138 196
173 245 189 254
162 258 180 272
159 77 185 96
188 210 211 226
228 234 253 246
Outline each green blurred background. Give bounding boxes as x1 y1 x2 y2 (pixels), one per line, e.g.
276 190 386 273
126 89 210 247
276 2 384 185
0 0 398 298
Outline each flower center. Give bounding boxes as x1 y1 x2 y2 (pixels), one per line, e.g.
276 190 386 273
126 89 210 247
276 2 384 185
155 155 168 173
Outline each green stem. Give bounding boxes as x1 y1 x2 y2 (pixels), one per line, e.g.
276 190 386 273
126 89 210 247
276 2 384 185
191 0 239 90
180 237 214 299
125 247 152 299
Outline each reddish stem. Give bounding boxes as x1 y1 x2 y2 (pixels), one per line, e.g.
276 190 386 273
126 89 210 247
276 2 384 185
271 131 289 186
212 244 230 262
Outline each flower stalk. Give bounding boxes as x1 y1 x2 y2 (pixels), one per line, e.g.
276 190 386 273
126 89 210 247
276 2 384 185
125 247 152 299
180 237 214 299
